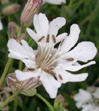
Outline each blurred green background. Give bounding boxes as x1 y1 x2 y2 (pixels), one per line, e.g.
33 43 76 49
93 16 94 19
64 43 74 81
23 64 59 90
0 0 99 111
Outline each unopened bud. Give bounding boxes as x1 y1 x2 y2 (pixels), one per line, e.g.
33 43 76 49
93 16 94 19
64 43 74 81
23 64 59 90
20 0 43 24
1 0 9 4
7 22 19 39
62 109 68 111
2 3 21 15
55 94 65 105
8 22 18 31
5 71 42 96
54 94 67 111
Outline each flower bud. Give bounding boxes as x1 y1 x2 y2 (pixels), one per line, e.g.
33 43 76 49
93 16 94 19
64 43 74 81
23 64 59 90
8 22 18 32
1 0 9 4
5 70 42 96
2 3 21 15
54 94 68 111
20 0 43 25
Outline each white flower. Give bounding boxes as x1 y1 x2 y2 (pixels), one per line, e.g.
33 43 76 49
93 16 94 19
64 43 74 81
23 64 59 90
0 19 3 31
7 13 97 98
43 0 66 5
74 88 99 111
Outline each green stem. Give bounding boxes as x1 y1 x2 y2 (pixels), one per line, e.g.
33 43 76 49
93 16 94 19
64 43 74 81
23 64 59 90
18 61 23 70
36 93 54 111
0 58 12 87
0 90 21 109
13 96 18 111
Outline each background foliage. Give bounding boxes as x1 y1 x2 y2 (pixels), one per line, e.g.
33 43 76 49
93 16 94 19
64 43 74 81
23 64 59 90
0 0 99 111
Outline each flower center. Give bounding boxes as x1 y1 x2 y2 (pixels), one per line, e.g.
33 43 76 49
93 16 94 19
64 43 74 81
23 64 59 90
35 43 60 70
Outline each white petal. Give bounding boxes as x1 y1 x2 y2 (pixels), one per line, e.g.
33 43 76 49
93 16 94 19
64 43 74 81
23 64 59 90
38 13 49 36
74 89 92 101
40 71 61 98
65 42 97 62
33 13 49 37
82 104 92 111
43 0 66 4
94 107 99 111
58 61 96 72
92 88 99 98
56 33 67 44
26 28 39 43
0 19 3 31
21 59 36 68
55 68 88 83
48 17 66 37
60 24 80 53
7 39 35 60
74 89 92 108
15 69 41 81
21 40 35 53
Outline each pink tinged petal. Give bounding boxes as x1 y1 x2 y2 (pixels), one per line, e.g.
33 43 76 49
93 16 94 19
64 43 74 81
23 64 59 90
66 42 97 62
58 61 96 72
15 69 41 81
55 68 88 83
26 28 39 43
40 72 61 98
60 24 80 53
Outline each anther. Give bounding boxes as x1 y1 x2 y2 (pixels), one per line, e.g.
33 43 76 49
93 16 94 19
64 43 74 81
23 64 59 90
66 58 74 61
59 75 63 80
46 34 50 43
38 36 45 42
52 35 56 43
43 69 56 77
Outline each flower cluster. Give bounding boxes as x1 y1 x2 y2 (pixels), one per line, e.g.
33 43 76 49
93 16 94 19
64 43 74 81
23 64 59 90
74 87 99 111
7 13 97 98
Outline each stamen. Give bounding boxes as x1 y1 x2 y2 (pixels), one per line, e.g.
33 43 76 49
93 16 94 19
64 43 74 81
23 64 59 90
45 46 61 68
46 34 50 43
52 35 56 43
38 36 45 42
40 46 52 68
